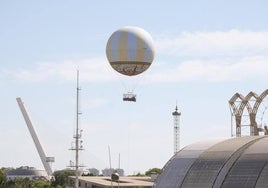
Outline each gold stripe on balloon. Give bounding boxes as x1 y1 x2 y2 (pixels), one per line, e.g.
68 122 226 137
117 30 128 61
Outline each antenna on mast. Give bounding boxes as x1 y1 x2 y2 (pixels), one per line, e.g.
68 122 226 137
68 70 84 188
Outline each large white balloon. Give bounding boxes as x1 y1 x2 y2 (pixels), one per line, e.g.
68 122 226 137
106 26 155 76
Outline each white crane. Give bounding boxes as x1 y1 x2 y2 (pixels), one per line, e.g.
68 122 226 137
16 97 54 177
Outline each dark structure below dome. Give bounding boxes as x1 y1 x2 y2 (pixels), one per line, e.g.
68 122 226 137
154 136 268 188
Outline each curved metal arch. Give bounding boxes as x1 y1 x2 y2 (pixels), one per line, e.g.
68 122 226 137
229 93 245 137
238 91 257 116
252 89 268 114
239 92 260 136
229 93 244 103
229 93 245 115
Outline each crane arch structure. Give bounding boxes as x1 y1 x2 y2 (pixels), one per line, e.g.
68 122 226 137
229 89 268 137
16 97 54 177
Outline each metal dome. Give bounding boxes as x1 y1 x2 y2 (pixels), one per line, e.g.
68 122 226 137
154 136 268 188
106 26 155 76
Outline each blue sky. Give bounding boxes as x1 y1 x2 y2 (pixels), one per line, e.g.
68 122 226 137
1 0 268 175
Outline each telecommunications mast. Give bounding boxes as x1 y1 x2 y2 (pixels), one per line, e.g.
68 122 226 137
69 70 84 188
172 105 181 154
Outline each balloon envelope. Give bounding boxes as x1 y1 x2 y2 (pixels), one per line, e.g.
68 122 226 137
106 26 155 76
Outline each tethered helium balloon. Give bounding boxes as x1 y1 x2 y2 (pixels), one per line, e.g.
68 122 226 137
106 26 155 76
106 26 155 102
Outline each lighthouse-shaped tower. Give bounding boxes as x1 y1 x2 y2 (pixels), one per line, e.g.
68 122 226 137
172 105 181 154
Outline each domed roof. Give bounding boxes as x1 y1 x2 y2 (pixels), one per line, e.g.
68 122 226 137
7 166 46 176
154 136 268 188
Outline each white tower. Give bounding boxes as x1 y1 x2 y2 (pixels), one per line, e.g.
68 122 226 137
172 105 181 154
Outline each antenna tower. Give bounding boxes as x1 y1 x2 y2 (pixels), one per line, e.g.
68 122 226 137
172 105 181 154
69 70 84 188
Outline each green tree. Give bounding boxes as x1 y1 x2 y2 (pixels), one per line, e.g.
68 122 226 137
5 178 51 188
0 169 7 187
51 170 75 188
6 180 15 188
145 168 162 176
33 180 50 188
13 177 33 188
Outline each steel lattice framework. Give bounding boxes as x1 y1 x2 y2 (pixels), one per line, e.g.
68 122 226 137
172 105 181 154
229 89 268 137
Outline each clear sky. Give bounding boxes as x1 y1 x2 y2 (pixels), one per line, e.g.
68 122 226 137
1 0 268 175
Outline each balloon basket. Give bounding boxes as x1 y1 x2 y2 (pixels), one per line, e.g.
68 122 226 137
123 93 136 102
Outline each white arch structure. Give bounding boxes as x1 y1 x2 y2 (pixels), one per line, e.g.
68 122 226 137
229 89 268 137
